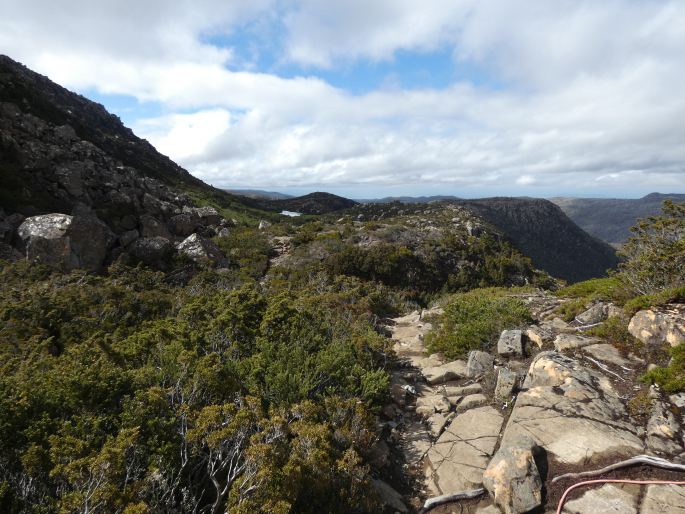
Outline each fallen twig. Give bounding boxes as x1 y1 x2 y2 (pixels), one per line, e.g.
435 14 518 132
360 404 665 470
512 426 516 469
422 488 485 510
551 454 685 484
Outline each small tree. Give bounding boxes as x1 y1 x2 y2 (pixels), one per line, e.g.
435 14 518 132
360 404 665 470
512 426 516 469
619 200 685 295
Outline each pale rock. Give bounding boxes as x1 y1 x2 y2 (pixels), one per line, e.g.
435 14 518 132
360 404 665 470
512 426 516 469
553 333 601 351
575 303 609 325
640 484 685 513
498 330 524 357
455 393 488 414
423 360 468 385
416 394 452 417
176 233 227 266
646 398 683 455
426 407 504 494
467 350 494 377
483 436 542 514
427 413 448 437
495 368 518 400
500 352 643 465
562 483 639 514
629 306 685 348
582 343 633 368
435 382 482 398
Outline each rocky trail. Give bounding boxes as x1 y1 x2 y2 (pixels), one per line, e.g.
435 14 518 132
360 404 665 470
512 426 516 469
375 294 685 513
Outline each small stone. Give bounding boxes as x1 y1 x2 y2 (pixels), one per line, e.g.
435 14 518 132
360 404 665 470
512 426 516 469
670 393 685 409
553 333 600 351
498 330 523 357
423 360 468 385
456 393 488 414
495 368 517 400
467 350 494 377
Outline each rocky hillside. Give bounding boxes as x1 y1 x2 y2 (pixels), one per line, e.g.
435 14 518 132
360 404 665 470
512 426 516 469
552 193 685 246
254 191 358 214
0 54 284 272
455 198 619 283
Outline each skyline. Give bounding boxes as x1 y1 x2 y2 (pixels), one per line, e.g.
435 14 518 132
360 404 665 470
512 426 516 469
2 0 685 198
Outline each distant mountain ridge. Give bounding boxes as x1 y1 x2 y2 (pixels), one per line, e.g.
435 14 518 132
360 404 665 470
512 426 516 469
452 197 619 282
551 193 685 245
227 189 294 200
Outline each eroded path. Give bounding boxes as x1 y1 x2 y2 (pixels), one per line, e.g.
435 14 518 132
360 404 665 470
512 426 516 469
379 295 685 514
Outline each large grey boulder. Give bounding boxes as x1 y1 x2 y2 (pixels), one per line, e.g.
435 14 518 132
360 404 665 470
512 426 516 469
500 352 643 465
17 213 113 272
168 213 200 237
176 234 227 266
498 330 523 357
483 436 542 514
139 214 171 239
467 350 494 377
629 305 685 348
575 302 609 325
129 237 174 267
183 205 221 225
371 479 407 513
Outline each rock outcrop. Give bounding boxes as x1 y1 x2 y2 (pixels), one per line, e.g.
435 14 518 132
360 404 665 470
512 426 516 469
17 212 113 271
500 352 643 465
629 305 685 347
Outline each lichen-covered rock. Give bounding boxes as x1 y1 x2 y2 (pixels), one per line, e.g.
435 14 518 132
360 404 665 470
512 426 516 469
629 306 685 347
553 333 601 351
500 352 643 465
17 213 113 272
139 214 171 239
183 205 221 225
498 330 523 357
129 237 173 267
483 436 542 514
467 350 494 377
168 213 199 237
455 393 488 414
495 367 518 400
423 360 468 385
176 233 227 266
575 302 609 325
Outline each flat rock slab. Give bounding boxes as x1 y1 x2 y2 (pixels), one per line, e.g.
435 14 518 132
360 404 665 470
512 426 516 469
498 329 524 357
554 333 601 351
426 406 504 494
641 484 685 513
455 393 488 414
436 382 482 397
401 420 433 462
562 483 639 514
500 352 643 465
582 343 633 368
424 360 468 385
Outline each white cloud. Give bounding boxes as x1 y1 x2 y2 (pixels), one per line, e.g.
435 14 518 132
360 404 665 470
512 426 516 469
1 0 685 195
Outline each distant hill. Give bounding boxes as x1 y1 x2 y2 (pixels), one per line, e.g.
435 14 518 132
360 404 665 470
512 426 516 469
551 193 685 245
227 189 294 200
268 192 357 215
454 198 619 283
358 195 460 204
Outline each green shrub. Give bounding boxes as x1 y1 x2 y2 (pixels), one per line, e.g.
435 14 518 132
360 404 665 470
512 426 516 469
624 284 685 315
555 276 627 303
587 316 641 355
425 288 532 359
643 342 685 393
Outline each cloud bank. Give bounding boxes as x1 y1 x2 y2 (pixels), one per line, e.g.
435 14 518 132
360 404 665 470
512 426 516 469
1 0 684 196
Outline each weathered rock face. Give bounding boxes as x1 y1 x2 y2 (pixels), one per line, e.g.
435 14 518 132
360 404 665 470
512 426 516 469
575 302 609 325
467 350 494 377
129 237 173 267
553 333 601 351
498 330 523 357
176 234 227 266
483 437 542 514
426 406 504 494
629 305 685 347
500 352 643 465
17 213 113 271
423 360 468 385
494 367 517 400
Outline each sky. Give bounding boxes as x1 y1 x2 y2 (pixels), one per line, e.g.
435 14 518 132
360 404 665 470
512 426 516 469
1 0 685 199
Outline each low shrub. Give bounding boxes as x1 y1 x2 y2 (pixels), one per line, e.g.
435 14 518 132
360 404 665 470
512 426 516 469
424 288 532 359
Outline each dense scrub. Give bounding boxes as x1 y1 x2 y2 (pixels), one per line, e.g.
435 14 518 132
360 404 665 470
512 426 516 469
0 261 393 513
424 288 532 359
